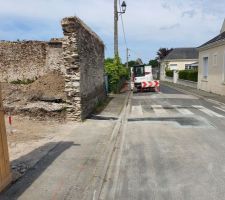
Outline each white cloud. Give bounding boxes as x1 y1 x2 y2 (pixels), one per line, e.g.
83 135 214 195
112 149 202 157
0 0 224 62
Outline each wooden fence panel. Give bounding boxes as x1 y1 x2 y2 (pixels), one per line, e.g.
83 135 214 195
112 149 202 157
0 84 11 192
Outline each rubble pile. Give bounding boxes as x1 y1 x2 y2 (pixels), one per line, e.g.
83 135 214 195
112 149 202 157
2 72 67 120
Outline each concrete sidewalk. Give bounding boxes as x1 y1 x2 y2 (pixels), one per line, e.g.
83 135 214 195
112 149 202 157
162 81 225 105
0 92 128 200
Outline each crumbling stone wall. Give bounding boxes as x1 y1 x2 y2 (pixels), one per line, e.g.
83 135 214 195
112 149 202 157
0 16 105 121
0 40 65 82
62 17 106 121
45 39 65 74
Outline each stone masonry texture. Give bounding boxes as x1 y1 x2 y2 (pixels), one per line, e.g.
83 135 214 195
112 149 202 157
0 16 105 121
62 16 106 121
0 40 64 82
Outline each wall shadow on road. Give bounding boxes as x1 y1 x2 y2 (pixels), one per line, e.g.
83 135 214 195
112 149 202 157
0 141 80 200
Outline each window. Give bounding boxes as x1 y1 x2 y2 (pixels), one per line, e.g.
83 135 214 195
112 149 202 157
213 54 217 66
133 66 145 77
203 57 208 78
224 52 225 82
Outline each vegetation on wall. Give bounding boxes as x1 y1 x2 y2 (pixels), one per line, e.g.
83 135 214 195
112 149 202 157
179 70 198 82
10 78 36 85
104 56 129 93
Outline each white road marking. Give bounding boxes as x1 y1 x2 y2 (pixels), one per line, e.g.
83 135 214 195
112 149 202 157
193 105 224 118
214 106 225 113
206 99 225 106
151 105 167 115
131 105 143 117
172 105 193 115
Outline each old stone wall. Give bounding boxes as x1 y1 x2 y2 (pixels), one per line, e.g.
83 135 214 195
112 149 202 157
45 39 65 74
0 16 105 121
62 17 106 121
0 40 65 82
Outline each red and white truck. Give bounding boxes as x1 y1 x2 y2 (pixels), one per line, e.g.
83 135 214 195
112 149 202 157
131 65 160 92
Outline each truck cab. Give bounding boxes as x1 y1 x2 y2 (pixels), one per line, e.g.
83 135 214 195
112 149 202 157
131 65 159 92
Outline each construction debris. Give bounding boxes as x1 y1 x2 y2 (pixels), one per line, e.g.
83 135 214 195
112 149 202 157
2 72 67 120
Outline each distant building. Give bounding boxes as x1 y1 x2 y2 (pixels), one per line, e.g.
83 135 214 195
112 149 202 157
197 19 225 96
185 62 198 70
160 48 198 80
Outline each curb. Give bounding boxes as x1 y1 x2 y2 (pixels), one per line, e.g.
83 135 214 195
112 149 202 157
162 81 225 106
89 91 131 200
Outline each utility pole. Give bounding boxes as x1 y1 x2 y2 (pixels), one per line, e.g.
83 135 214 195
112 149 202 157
114 0 127 57
114 0 118 56
126 48 129 68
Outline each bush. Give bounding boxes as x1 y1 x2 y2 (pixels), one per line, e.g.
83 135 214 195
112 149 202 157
104 56 129 93
179 70 198 82
165 70 173 77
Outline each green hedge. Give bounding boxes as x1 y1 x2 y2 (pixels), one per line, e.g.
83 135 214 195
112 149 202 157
165 70 173 77
179 70 198 82
104 56 129 93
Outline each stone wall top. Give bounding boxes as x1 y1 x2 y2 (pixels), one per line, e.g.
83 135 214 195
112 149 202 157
61 16 104 46
0 40 46 45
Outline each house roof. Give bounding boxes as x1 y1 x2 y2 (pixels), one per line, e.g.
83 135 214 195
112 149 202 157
164 48 198 60
198 31 225 48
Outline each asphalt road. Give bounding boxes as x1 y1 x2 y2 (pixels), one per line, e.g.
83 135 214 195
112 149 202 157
100 84 225 200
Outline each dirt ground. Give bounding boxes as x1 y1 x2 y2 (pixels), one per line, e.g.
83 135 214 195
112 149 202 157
1 72 67 120
5 115 77 182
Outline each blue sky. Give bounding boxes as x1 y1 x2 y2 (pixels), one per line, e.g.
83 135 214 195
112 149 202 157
0 0 225 63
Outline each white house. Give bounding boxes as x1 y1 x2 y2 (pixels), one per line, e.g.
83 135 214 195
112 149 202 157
197 19 225 96
160 48 198 80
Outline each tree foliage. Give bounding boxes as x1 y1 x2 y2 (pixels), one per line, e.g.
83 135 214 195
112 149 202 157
104 56 129 93
156 48 173 60
148 59 159 68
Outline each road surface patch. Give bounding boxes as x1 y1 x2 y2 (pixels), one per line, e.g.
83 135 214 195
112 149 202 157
132 94 198 100
151 105 168 115
172 105 194 115
127 116 212 128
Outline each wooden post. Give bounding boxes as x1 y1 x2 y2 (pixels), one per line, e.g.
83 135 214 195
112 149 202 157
0 83 11 192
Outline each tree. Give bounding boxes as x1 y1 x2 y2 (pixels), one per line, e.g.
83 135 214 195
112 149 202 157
104 58 114 66
156 48 173 61
126 60 137 68
148 59 159 68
